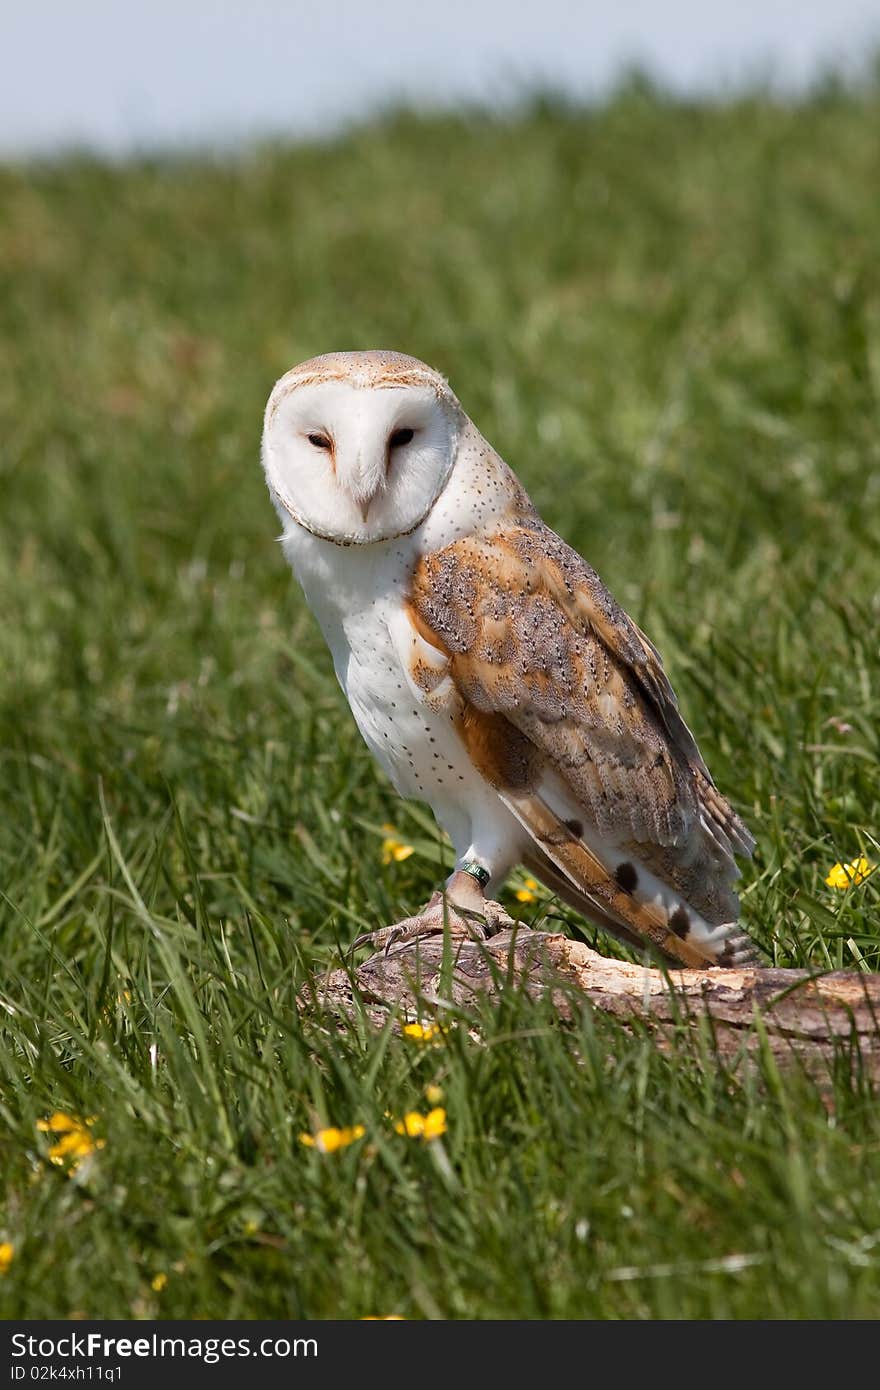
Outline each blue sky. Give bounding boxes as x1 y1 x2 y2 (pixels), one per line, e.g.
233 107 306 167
5 1 880 156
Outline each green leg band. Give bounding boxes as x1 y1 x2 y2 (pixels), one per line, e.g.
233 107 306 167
459 861 491 890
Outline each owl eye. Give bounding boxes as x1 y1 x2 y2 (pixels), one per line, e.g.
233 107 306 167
389 427 414 448
307 432 332 450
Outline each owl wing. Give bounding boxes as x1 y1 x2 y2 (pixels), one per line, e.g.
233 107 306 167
407 518 756 967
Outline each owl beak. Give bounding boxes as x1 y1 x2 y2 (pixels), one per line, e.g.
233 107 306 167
350 474 385 523
342 447 386 523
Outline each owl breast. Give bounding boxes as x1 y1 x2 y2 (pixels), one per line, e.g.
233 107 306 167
340 579 474 806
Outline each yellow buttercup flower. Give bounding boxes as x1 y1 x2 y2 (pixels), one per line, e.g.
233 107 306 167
394 1112 425 1138
825 856 876 889
381 834 415 865
515 876 540 904
299 1125 365 1154
151 1273 168 1292
47 1131 97 1163
394 1107 447 1141
422 1107 447 1140
0 1244 13 1275
36 1111 90 1134
425 1083 444 1105
37 1113 104 1173
362 1315 405 1320
402 1021 445 1044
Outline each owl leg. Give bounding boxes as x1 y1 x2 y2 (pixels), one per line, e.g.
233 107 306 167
352 804 520 954
352 873 514 955
437 808 523 931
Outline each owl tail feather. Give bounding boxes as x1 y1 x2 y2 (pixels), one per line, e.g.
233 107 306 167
502 788 758 969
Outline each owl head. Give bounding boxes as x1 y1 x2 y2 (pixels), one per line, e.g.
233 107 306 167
262 351 463 546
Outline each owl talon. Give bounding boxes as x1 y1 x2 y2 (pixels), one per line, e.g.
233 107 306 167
351 891 513 956
382 927 406 957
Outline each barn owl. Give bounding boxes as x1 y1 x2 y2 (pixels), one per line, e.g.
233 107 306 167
262 350 757 968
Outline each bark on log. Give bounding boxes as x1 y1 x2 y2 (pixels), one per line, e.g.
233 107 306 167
305 923 880 1079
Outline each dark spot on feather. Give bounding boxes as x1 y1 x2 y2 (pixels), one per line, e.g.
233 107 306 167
670 907 690 938
614 862 638 893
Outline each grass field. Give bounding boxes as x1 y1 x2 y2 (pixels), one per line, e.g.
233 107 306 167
1 78 880 1320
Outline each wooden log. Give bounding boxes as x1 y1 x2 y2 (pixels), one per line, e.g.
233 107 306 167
305 918 880 1078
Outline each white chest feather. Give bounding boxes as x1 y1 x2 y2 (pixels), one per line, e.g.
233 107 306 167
280 530 464 804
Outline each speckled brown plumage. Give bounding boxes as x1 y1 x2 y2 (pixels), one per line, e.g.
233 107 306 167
409 505 754 939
